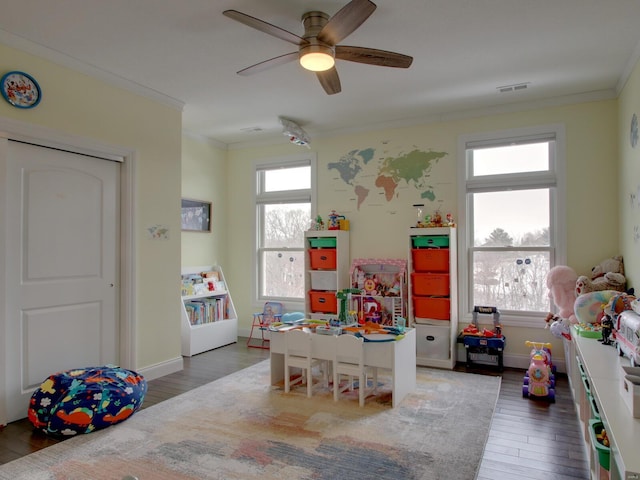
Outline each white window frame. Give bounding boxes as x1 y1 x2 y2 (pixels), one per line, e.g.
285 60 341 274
253 152 317 311
457 125 566 327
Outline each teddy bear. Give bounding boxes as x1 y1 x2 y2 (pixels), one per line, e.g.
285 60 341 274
575 255 627 296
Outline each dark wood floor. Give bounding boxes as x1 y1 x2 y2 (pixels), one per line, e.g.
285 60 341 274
0 338 589 479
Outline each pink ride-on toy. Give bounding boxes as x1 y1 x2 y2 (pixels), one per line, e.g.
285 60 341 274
522 341 555 402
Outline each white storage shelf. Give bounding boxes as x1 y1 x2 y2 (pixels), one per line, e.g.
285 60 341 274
181 266 238 357
304 230 350 321
572 331 640 479
408 227 458 369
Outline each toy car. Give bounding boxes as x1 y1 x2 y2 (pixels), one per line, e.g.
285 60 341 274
523 341 555 402
615 310 640 367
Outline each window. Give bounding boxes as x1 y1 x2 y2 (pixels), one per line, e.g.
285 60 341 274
255 155 316 303
457 126 566 324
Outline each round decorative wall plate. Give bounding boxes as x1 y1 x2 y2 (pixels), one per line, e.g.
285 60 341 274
1 71 42 109
631 113 638 149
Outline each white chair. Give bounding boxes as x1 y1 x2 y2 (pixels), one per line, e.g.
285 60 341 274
333 334 378 407
284 329 324 397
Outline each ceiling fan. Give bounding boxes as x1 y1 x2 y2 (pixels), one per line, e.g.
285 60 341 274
223 0 413 95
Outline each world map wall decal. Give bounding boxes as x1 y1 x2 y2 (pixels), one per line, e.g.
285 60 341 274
328 143 448 211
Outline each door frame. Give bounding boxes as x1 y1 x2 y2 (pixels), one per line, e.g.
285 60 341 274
0 117 136 424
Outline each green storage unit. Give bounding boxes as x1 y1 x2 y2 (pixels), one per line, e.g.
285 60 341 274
412 235 449 248
308 237 337 248
589 394 601 420
581 373 592 396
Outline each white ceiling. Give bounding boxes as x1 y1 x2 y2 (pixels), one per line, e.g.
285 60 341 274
1 0 640 147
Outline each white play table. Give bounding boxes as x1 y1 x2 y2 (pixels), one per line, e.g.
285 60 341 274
269 327 417 407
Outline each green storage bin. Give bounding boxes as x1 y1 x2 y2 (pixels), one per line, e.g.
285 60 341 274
589 393 601 420
308 237 337 248
412 236 449 248
581 373 592 396
576 356 585 377
588 420 610 471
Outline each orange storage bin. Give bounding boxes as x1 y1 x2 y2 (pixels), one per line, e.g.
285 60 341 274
411 273 450 296
309 248 337 270
309 290 338 313
411 248 449 272
413 296 450 320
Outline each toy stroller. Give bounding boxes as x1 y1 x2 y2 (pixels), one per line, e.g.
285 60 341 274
522 341 555 402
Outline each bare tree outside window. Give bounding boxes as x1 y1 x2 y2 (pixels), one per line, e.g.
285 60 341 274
256 159 313 302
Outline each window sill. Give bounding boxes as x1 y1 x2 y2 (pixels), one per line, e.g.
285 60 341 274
459 312 548 329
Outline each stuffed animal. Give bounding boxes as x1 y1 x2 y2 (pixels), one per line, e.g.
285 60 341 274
544 266 578 339
544 312 572 340
575 256 626 295
602 291 636 319
546 266 578 323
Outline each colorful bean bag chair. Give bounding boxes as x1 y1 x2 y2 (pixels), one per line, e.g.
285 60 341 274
28 365 147 436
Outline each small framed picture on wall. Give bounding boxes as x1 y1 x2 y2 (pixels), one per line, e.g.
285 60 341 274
181 198 211 232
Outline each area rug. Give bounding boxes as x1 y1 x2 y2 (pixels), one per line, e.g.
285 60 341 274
0 360 500 480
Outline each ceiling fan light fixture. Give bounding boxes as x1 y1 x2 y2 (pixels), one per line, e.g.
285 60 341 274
299 44 335 72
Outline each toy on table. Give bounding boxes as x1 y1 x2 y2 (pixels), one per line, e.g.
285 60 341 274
599 314 614 345
522 341 555 402
614 310 640 367
412 204 425 227
327 210 345 230
336 288 361 325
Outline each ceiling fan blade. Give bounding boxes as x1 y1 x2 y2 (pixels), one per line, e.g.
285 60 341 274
335 45 413 68
223 10 308 46
237 52 299 76
317 0 377 46
317 68 342 95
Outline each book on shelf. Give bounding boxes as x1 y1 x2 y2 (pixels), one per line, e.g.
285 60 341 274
184 297 227 326
181 272 226 296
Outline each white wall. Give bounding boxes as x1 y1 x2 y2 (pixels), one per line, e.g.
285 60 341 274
618 58 640 289
181 135 228 268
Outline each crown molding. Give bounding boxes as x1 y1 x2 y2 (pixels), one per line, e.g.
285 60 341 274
0 29 184 112
222 88 618 150
182 131 228 150
618 37 640 94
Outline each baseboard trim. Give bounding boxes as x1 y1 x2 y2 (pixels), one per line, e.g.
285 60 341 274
137 356 183 381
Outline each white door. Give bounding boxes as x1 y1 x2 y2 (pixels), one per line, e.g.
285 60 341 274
3 140 119 422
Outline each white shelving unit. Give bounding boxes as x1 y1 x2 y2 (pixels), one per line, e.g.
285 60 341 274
304 230 350 321
571 330 640 479
408 227 458 369
180 265 237 357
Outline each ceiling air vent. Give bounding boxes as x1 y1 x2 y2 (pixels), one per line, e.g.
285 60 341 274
497 82 530 93
240 126 264 133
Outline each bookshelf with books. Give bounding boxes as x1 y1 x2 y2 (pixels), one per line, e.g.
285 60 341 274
180 265 237 356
